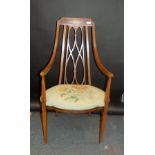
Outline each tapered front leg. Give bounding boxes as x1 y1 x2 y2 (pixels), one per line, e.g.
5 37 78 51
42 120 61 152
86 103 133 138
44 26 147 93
99 109 108 144
42 109 47 144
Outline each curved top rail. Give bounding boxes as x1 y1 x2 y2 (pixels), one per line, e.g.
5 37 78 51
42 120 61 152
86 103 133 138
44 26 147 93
57 17 95 27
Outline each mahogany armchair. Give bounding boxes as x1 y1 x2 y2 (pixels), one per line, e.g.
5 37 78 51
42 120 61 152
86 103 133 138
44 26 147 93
40 17 113 144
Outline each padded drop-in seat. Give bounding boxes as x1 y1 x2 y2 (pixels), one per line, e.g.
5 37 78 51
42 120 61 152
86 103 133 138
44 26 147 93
45 84 105 110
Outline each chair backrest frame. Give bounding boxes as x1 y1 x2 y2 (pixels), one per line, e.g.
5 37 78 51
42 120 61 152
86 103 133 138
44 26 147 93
56 17 95 85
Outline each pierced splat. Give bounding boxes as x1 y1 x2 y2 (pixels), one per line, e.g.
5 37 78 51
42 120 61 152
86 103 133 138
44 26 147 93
58 17 93 85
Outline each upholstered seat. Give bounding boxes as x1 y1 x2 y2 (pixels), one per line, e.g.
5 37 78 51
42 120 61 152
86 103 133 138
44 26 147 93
45 84 105 110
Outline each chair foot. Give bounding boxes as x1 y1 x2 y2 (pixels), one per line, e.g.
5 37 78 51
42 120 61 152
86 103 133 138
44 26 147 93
43 138 47 144
99 139 102 144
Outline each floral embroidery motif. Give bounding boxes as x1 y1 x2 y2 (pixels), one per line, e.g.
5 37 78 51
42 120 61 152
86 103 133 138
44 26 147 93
59 85 88 103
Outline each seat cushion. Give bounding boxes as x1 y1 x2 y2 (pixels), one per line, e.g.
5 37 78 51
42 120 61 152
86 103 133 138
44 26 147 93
45 84 105 110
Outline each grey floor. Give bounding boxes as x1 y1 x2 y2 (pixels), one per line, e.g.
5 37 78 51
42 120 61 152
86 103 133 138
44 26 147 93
31 112 124 155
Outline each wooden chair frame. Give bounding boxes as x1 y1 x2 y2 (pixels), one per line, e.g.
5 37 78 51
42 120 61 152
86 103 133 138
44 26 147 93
40 17 114 144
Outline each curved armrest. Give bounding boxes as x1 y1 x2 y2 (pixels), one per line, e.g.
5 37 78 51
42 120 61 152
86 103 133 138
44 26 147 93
40 24 60 77
91 26 114 78
40 62 53 77
40 44 59 77
93 48 114 78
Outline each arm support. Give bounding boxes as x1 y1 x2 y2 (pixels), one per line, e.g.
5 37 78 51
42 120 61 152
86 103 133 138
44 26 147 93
104 78 112 108
40 75 46 109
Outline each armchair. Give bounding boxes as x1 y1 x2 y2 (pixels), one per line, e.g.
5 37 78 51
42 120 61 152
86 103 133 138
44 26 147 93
40 17 113 144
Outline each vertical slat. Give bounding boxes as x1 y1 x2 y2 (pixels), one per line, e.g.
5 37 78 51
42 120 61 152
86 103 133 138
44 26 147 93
81 28 86 84
81 27 86 84
59 25 67 84
73 27 77 84
85 26 91 85
64 26 72 84
74 26 86 84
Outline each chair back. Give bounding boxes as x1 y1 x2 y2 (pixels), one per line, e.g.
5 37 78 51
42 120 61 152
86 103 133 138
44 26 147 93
54 17 96 84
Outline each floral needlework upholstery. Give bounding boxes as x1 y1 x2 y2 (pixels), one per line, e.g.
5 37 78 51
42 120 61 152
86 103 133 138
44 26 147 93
45 84 105 110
